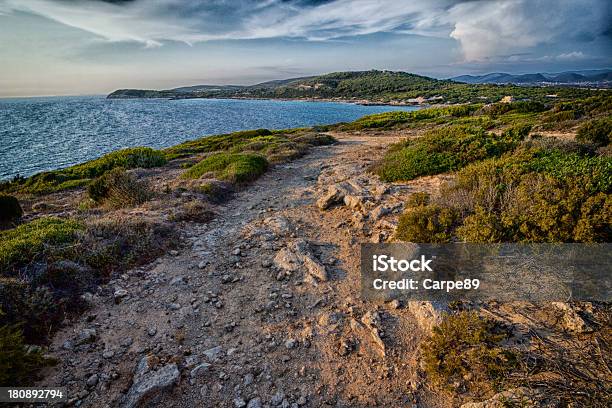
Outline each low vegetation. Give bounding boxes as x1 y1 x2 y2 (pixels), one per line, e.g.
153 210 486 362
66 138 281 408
182 153 268 183
1 147 166 194
88 168 152 208
0 323 52 386
373 124 529 182
0 215 176 348
576 117 611 146
422 312 518 397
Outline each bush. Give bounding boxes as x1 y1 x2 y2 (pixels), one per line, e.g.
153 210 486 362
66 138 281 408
0 217 83 273
406 192 430 207
396 205 457 243
408 146 612 243
87 168 152 208
164 129 273 160
576 118 611 147
0 195 23 223
0 324 50 386
373 124 526 182
422 312 518 396
182 153 268 183
2 147 166 194
170 201 215 223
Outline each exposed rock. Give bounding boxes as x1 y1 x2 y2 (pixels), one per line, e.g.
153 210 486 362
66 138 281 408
114 289 128 304
247 397 262 408
203 345 223 361
273 248 301 273
234 397 247 408
75 329 97 346
316 185 345 210
349 313 385 358
86 374 99 388
190 363 211 378
285 338 298 349
406 301 448 332
301 253 329 282
263 216 292 235
371 205 391 220
552 302 592 333
121 357 180 408
343 194 367 210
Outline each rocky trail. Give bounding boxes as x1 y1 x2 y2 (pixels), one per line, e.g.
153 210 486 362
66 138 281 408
42 133 450 408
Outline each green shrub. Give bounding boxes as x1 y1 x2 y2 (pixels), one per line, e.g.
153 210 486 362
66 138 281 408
374 124 526 181
2 147 166 194
182 153 268 183
0 194 23 223
420 146 612 243
395 205 457 243
164 129 273 160
406 192 430 207
0 324 50 386
343 105 480 130
422 312 518 396
87 168 152 208
0 217 84 273
576 118 611 147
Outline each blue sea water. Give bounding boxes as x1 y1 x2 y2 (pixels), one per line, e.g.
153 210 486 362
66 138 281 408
0 95 418 180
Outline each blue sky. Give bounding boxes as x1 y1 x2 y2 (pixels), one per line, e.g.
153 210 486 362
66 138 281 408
1 0 610 97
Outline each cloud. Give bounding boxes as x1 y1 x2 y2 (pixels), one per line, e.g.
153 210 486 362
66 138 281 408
446 0 610 61
0 0 609 61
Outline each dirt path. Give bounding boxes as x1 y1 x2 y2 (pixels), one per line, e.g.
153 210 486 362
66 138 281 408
43 133 449 408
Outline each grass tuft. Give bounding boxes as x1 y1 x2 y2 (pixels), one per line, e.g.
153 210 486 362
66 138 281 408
182 153 268 183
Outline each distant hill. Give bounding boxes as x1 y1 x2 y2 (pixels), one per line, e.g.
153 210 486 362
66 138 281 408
107 69 607 104
451 69 612 86
107 70 447 100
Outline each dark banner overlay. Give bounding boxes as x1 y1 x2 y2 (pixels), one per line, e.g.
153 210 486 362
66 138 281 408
360 244 611 302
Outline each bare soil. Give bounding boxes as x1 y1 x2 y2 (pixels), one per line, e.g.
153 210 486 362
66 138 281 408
39 132 457 407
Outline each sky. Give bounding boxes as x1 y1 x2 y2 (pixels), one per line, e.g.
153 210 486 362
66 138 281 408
0 0 611 97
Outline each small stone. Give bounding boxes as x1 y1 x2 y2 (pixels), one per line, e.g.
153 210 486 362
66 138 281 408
114 289 128 303
75 329 96 345
271 391 285 406
232 248 242 256
243 373 254 386
190 363 211 378
388 299 402 309
170 276 186 285
147 327 157 337
198 260 208 269
169 250 179 256
62 340 74 350
102 350 115 359
234 397 247 408
86 374 99 388
169 303 181 310
203 346 223 361
285 339 298 349
247 398 262 408
261 259 273 268
120 337 133 347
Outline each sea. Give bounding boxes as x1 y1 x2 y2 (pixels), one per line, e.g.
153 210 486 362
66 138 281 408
0 95 418 180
